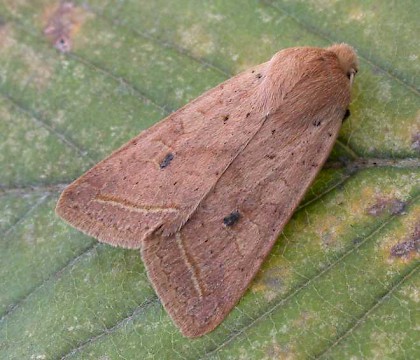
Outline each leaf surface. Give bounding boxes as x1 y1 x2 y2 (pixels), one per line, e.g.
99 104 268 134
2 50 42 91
0 1 419 359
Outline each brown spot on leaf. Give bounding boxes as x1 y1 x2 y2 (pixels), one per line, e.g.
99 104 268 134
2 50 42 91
43 2 89 53
265 342 295 359
390 223 419 258
367 198 406 216
411 133 420 153
389 200 407 215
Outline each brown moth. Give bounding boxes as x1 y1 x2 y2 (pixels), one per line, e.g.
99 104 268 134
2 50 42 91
56 44 358 337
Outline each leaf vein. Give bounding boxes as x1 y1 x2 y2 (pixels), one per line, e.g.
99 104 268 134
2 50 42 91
200 194 419 357
313 264 419 359
0 242 98 323
262 0 420 96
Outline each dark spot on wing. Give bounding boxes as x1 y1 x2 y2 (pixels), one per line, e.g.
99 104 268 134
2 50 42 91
223 211 240 227
256 73 262 79
312 120 321 127
160 153 174 169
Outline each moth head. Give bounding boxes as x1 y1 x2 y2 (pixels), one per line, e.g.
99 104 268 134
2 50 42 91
327 43 359 85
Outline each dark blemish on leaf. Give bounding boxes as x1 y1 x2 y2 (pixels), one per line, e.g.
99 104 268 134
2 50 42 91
342 109 351 122
328 132 332 137
411 133 420 152
160 153 174 169
367 199 388 216
390 224 419 258
55 37 70 52
367 198 407 216
43 1 86 53
246 112 251 118
265 154 276 159
223 114 230 122
389 200 406 215
223 211 240 227
353 237 362 245
251 70 255 73
264 276 283 288
271 129 276 135
390 239 419 258
321 232 335 248
312 120 321 127
256 73 262 79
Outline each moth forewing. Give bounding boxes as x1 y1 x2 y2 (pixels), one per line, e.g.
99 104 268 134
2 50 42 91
56 44 358 337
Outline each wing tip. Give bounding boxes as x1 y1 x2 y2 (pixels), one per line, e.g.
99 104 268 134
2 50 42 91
141 239 229 338
55 184 142 249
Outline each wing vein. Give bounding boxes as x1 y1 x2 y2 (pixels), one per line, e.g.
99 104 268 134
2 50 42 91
94 194 179 214
175 233 204 298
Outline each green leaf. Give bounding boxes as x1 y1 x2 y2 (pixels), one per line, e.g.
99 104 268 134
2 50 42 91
0 1 418 359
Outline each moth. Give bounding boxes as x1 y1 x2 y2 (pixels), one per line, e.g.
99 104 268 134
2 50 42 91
56 44 358 337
